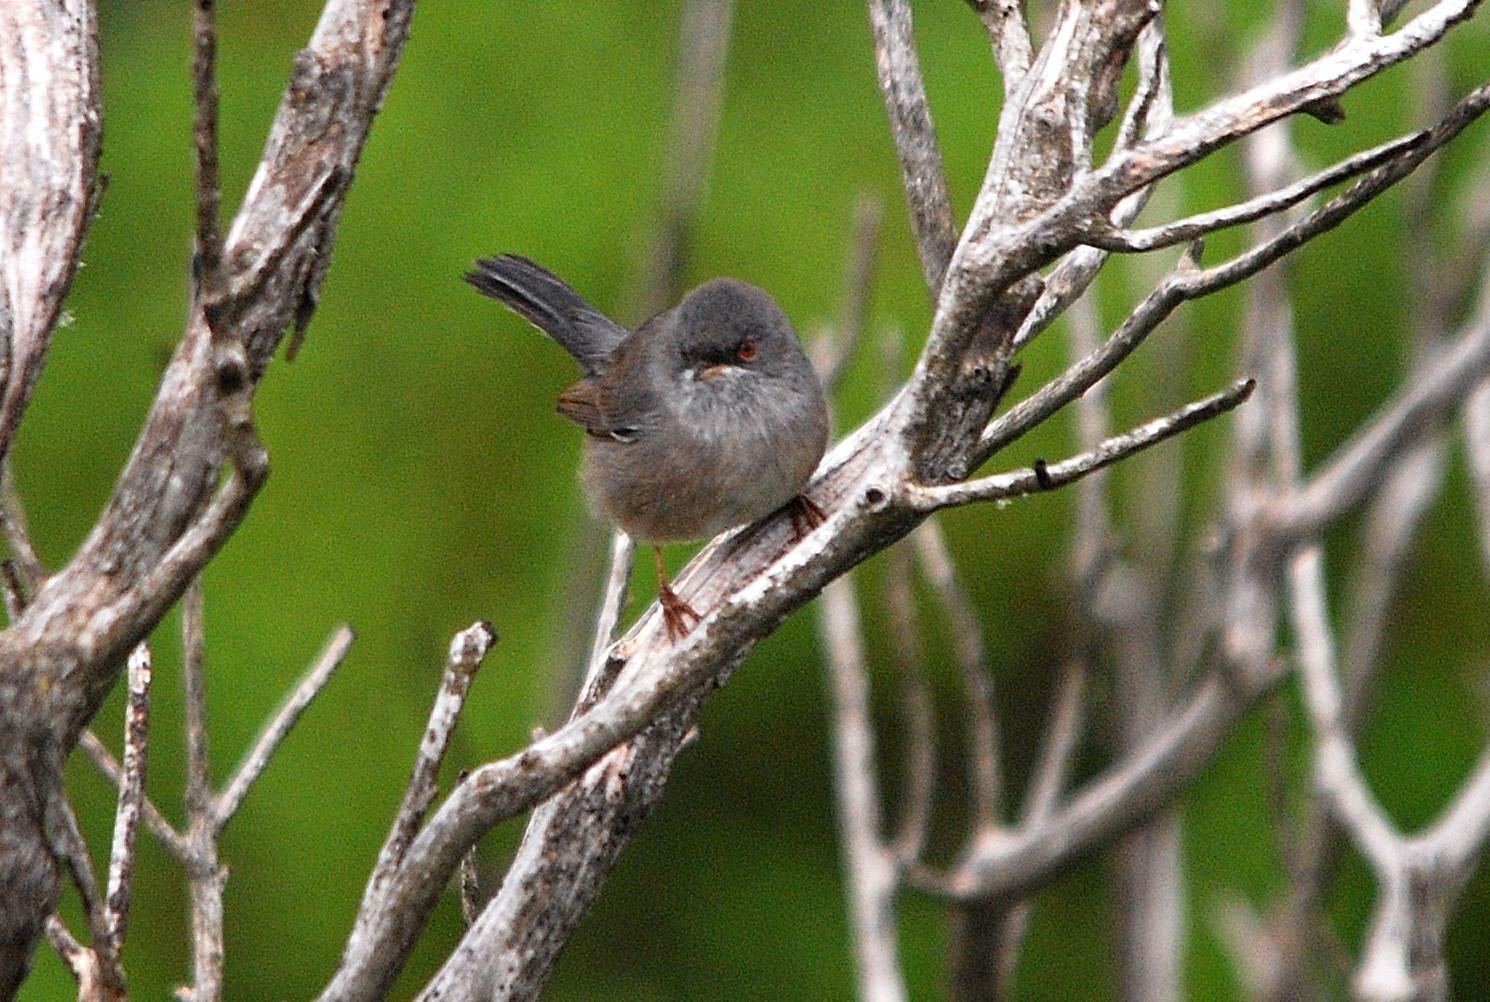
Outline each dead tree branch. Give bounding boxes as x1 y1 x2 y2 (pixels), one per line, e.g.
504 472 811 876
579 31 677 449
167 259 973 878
2 0 1487 998
0 0 417 989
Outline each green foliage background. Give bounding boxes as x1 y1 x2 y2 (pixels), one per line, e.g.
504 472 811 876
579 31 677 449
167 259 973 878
16 1 1490 999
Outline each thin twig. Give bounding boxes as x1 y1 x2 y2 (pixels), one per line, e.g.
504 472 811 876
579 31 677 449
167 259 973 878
44 915 100 998
180 577 225 1002
818 570 908 1002
192 0 223 296
868 0 957 294
1273 297 1490 544
1348 0 1384 37
1468 379 1490 579
909 659 1286 903
882 539 936 861
916 379 1256 512
214 625 356 829
103 643 152 956
44 779 126 998
813 194 884 390
878 326 936 862
636 0 735 315
0 461 45 590
359 621 497 914
84 456 269 674
1012 21 1174 353
994 658 1087 989
581 532 634 708
183 578 211 819
79 732 190 862
987 79 1490 472
964 0 1033 80
1085 131 1426 252
912 521 1001 830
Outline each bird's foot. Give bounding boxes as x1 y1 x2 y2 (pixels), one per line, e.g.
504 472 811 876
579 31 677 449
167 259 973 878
658 581 701 643
786 493 826 542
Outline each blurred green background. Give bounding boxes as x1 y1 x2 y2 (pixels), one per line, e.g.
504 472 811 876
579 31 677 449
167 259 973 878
15 0 1490 998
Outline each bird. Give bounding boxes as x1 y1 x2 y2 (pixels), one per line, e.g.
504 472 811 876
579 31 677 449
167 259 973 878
466 254 830 641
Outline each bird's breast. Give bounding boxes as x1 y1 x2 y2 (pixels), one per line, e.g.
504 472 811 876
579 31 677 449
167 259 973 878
579 378 826 543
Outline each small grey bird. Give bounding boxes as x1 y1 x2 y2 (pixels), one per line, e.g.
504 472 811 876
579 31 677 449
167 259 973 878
466 254 830 640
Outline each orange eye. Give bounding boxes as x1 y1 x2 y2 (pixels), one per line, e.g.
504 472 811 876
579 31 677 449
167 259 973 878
736 338 758 363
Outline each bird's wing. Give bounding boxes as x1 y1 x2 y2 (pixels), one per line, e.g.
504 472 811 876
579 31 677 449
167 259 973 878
555 377 646 442
555 379 609 435
554 325 668 444
465 254 628 375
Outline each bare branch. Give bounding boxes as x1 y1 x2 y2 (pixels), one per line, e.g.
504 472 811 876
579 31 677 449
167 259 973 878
913 521 1001 829
1285 535 1490 998
0 0 101 464
635 0 734 315
1424 745 1490 876
818 571 908 1002
1085 131 1426 253
1289 547 1401 868
43 780 125 999
192 0 223 295
1084 0 1482 210
459 845 481 929
1029 661 1088 820
43 916 101 1001
911 661 1284 904
919 0 1482 446
185 859 226 1002
580 532 635 710
1273 296 1490 544
965 0 1033 81
1 0 422 763
78 733 189 863
0 0 427 989
0 560 24 623
985 79 1490 473
183 579 211 822
882 539 935 861
214 625 355 829
813 195 884 390
1468 379 1490 578
916 379 1256 512
379 621 495 884
0 463 45 592
179 578 223 1002
877 328 936 863
868 0 957 294
332 620 497 996
1013 21 1174 353
992 657 1087 989
102 644 151 956
1349 0 1384 38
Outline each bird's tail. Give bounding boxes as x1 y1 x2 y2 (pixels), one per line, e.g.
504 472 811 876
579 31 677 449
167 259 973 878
465 254 628 374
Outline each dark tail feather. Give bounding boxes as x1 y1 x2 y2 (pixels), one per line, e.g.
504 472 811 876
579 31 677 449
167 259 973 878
465 254 627 374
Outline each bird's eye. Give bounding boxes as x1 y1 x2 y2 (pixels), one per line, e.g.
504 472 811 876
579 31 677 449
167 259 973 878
735 337 758 363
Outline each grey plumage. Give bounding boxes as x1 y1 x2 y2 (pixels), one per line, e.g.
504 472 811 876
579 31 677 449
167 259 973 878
465 255 628 376
468 254 829 638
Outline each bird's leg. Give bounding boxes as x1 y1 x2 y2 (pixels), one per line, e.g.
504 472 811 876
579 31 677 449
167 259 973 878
653 545 700 642
785 494 826 542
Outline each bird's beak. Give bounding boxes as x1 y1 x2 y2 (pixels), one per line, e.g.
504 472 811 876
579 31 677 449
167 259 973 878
696 363 733 382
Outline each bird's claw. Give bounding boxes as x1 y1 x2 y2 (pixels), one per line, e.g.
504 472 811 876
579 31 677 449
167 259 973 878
659 582 701 643
786 493 826 542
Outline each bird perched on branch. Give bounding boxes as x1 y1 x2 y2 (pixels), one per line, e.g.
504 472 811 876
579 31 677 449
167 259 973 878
466 254 830 641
